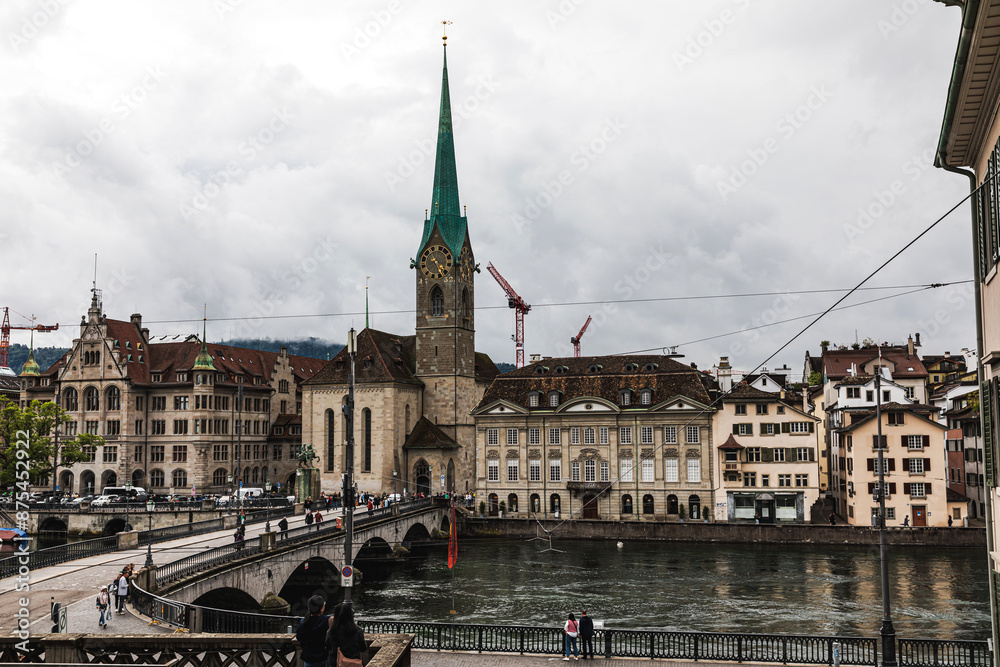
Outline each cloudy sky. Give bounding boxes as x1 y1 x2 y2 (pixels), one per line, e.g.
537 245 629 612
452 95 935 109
1 1 977 379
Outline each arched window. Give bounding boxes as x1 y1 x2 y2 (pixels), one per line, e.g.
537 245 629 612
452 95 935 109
462 287 470 319
150 469 164 487
550 493 561 514
363 408 372 472
63 387 78 411
415 460 431 496
252 466 259 484
84 387 99 411
548 391 560 407
106 386 121 411
326 409 336 472
507 494 518 513
131 469 144 487
667 494 679 515
404 404 411 436
81 470 96 495
243 467 251 485
172 469 187 488
619 389 632 406
430 286 445 317
640 389 652 406
530 493 541 513
488 493 499 516
213 468 227 486
689 495 701 520
621 494 633 514
643 494 655 515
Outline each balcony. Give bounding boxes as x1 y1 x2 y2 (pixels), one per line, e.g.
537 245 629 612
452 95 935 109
566 481 613 492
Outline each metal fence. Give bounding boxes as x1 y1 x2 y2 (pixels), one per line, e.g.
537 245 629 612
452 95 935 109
0 534 119 579
898 638 993 667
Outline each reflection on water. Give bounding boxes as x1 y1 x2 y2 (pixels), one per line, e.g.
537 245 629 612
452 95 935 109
350 539 990 639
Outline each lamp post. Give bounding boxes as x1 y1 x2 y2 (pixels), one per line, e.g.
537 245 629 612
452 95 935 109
124 481 132 532
265 480 272 533
875 365 897 667
226 474 233 514
343 328 357 606
144 498 155 568
393 470 397 502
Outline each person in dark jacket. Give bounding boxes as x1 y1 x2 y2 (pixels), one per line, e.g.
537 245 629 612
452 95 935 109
326 603 366 665
278 517 289 540
296 595 333 667
578 609 595 659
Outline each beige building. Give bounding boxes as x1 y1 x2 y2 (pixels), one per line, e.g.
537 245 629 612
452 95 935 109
18 290 324 496
713 384 821 523
471 355 716 521
301 45 500 498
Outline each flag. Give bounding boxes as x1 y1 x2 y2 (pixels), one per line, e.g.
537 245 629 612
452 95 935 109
447 498 458 569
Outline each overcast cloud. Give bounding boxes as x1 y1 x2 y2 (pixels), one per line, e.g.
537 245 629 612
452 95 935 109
0 0 976 379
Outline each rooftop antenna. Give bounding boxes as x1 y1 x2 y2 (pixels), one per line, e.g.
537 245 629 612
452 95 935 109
442 19 452 44
365 277 370 329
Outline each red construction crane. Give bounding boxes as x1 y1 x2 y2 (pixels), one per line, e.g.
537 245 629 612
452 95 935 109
1 307 59 369
571 315 592 358
486 263 531 369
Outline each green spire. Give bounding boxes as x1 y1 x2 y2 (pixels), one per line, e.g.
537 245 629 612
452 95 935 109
192 309 216 371
418 42 468 258
19 329 39 378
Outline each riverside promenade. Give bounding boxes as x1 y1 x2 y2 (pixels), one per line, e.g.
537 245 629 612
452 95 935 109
413 653 758 665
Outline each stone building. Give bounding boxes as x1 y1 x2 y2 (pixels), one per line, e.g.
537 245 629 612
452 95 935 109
300 43 500 498
470 355 716 521
18 290 324 496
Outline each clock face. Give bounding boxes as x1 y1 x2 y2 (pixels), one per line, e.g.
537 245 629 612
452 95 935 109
459 247 473 282
419 244 453 279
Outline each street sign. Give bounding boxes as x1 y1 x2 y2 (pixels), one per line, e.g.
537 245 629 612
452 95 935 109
341 564 354 588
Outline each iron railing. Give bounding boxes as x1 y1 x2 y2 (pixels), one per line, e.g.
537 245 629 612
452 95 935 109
898 638 993 667
0 534 119 579
129 582 189 629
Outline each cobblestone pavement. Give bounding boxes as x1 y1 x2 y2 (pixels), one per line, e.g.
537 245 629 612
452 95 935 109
412 651 739 666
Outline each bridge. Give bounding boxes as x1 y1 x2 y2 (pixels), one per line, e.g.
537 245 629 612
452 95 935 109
148 499 449 611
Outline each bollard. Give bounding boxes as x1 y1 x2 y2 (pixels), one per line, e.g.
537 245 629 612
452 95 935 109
833 641 841 667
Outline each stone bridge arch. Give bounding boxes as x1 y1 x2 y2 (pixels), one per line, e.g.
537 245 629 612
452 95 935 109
278 556 340 617
39 517 68 533
193 587 262 612
103 518 127 535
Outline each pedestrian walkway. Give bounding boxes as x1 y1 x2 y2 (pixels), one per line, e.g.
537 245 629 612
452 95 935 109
412 651 744 666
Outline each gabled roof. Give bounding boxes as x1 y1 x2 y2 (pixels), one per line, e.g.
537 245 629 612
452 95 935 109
725 384 777 400
718 434 744 450
304 329 422 387
822 348 927 380
404 416 460 449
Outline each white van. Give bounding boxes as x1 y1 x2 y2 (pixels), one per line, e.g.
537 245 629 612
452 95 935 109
237 488 263 500
102 486 147 500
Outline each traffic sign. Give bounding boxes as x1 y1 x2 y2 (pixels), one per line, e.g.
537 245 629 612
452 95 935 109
341 565 354 588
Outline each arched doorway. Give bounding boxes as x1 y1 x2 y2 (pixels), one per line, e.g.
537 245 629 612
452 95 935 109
58 470 73 495
621 495 633 514
80 470 96 495
132 469 144 487
689 495 701 520
414 460 431 496
488 493 499 516
582 494 599 519
530 494 541 513
667 494 679 515
507 494 518 514
100 470 117 492
550 493 561 515
642 494 655 515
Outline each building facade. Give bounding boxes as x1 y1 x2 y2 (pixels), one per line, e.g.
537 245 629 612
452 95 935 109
471 355 716 521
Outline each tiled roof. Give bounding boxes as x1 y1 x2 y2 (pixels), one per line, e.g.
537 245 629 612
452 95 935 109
404 416 460 449
822 348 927 379
718 434 744 449
475 352 501 383
476 354 711 411
304 329 422 386
725 384 778 400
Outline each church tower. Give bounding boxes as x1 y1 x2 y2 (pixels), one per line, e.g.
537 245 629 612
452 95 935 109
413 38 477 433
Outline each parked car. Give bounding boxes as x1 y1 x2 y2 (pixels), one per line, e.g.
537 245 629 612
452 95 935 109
91 495 119 507
70 495 95 506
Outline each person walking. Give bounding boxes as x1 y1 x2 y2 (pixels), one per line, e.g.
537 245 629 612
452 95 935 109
116 572 129 614
327 603 366 667
903 515 910 527
578 609 595 660
295 595 334 667
829 512 836 526
315 510 324 530
563 612 580 660
278 516 289 540
948 515 954 527
305 509 315 532
96 585 110 628
109 574 120 610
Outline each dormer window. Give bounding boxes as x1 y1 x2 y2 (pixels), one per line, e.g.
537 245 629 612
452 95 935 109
127 354 133 362
624 362 638 372
620 390 632 406
137 342 143 350
151 373 162 383
126 341 132 349
535 366 548 375
177 372 187 382
640 389 652 405
548 391 560 407
138 355 143 363
554 365 568 374
643 363 658 372
113 339 120 347
588 364 602 373
528 393 539 407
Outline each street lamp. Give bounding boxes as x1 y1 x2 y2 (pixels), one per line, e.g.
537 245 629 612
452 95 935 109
144 498 155 568
226 474 233 515
265 480 272 533
124 481 132 532
393 470 397 502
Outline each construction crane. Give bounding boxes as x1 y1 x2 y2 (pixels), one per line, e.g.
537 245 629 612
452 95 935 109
1 308 59 370
486 263 531 369
571 315 593 358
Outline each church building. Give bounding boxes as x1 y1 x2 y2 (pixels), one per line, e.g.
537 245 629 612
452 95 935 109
301 42 500 498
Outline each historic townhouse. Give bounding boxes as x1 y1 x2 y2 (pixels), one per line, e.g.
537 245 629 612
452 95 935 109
18 290 323 496
713 384 821 523
471 356 715 522
301 42 500 498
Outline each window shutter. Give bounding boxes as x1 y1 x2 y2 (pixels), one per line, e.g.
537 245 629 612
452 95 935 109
867 483 875 494
902 458 909 470
903 483 911 494
926 482 932 494
924 458 931 472
808 449 815 462
733 425 739 435
873 435 880 448
888 458 895 471
983 379 995 487
923 435 930 448
808 422 815 433
748 424 753 435
901 435 907 447
762 448 773 463
782 422 791 434
867 458 875 471
889 482 896 494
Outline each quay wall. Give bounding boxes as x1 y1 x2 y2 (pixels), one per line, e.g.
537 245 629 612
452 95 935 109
461 517 987 547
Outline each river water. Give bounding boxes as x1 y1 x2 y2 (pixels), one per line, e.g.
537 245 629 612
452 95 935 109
345 539 990 639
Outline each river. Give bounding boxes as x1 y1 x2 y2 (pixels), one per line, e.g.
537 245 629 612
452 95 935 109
338 539 990 639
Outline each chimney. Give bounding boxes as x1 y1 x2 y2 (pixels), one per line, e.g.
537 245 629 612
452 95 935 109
718 357 733 393
280 346 287 357
944 351 950 358
802 386 809 414
529 353 541 362
907 335 914 357
130 313 142 329
820 341 829 353
915 332 921 347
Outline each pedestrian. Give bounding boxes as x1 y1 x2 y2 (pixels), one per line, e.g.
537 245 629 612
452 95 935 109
315 510 324 530
829 512 836 526
234 526 245 551
295 595 334 667
578 609 595 660
366 499 373 516
109 574 120 610
305 509 315 532
116 571 129 614
563 612 580 660
903 515 910 527
326 602 366 667
305 497 312 512
278 516 289 540
948 515 954 527
96 585 110 628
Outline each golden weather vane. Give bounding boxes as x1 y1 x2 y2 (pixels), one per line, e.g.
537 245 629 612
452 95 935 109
442 20 452 44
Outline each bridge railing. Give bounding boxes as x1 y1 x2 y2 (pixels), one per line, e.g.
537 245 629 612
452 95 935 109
137 505 294 546
129 582 190 629
0 534 119 579
898 638 993 667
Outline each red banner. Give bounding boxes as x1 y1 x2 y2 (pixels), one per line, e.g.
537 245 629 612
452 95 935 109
447 498 458 569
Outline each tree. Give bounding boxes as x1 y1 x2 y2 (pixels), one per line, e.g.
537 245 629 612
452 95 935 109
0 396 98 490
808 371 822 386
